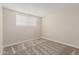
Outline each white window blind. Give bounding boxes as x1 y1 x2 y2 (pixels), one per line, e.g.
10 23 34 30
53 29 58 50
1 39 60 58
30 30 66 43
16 14 37 26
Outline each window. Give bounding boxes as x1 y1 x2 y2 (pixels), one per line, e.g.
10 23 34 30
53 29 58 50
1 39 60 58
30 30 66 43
16 14 37 26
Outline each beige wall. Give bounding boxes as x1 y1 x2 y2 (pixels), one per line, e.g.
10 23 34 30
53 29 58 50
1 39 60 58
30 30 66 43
3 8 41 46
3 5 79 48
0 6 3 54
42 6 79 48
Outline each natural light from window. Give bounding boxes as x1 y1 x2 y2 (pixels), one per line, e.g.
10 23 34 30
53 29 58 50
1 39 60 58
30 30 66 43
16 14 37 26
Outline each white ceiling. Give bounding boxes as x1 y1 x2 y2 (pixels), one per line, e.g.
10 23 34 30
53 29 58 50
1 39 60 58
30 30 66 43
0 3 79 17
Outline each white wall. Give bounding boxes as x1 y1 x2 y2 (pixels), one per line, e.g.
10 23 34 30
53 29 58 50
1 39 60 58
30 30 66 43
42 6 79 48
2 4 79 48
0 6 3 54
3 8 41 46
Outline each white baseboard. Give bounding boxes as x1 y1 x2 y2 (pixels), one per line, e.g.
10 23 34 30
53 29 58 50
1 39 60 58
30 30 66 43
42 37 79 49
4 36 79 49
4 37 40 48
